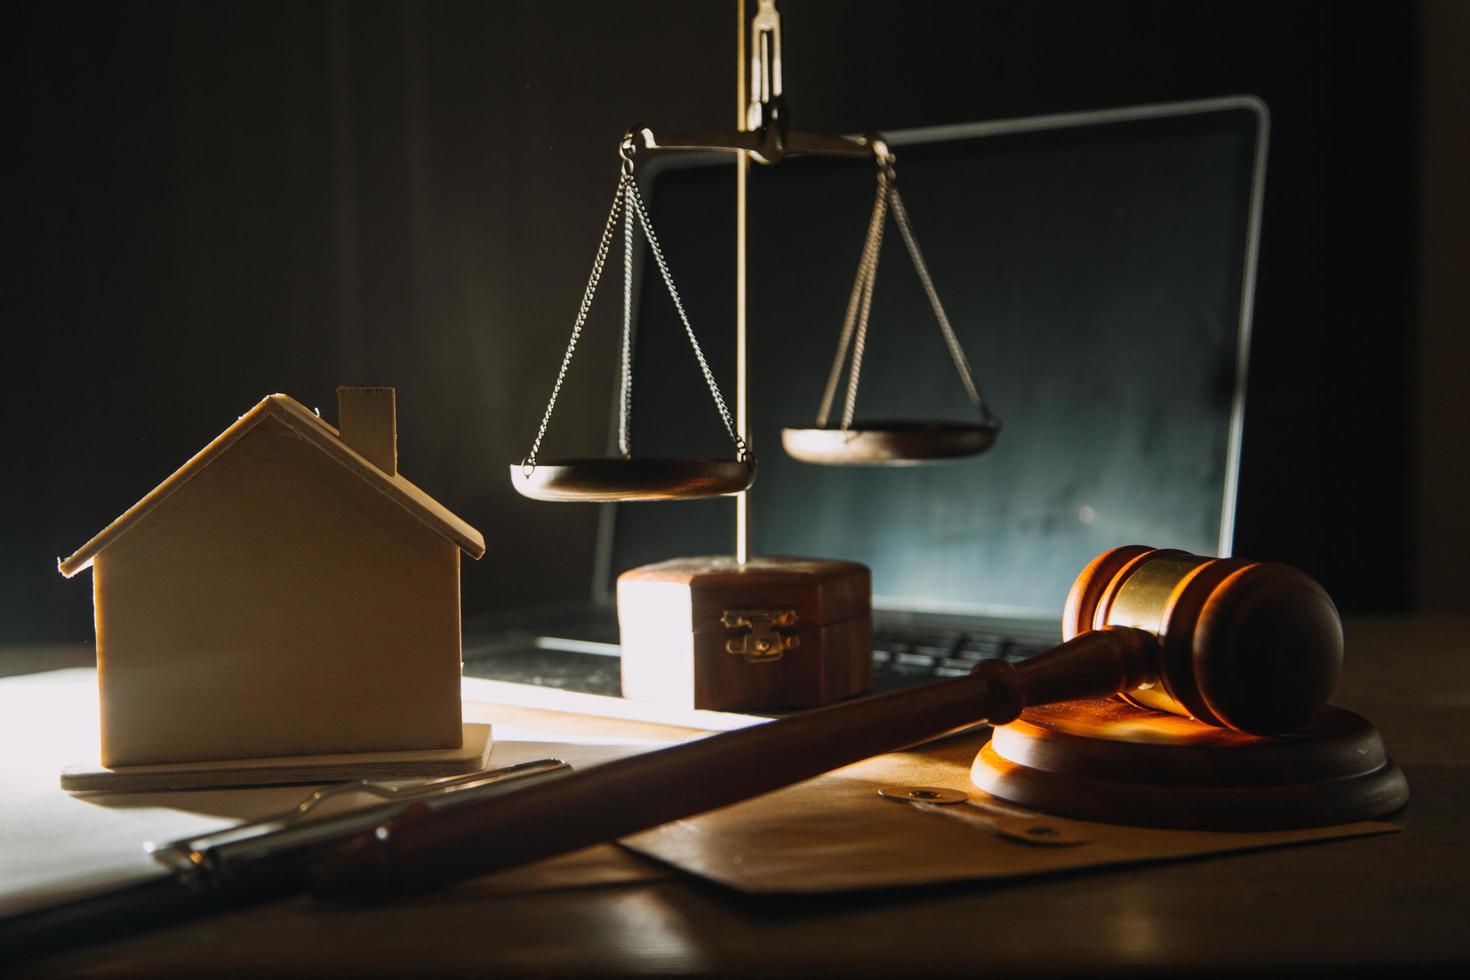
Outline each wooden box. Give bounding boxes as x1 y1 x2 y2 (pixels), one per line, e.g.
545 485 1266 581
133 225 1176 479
617 556 872 712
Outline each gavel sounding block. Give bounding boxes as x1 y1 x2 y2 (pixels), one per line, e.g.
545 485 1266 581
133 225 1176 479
972 699 1408 831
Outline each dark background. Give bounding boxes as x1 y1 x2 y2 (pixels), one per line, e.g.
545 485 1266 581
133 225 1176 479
3 0 1465 644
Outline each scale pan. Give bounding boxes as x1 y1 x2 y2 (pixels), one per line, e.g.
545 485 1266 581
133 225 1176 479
781 420 1000 466
511 458 755 502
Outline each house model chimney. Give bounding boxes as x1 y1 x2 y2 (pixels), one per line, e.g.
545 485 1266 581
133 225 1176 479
336 386 398 476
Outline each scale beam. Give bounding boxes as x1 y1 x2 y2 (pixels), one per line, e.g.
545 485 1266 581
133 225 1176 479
633 123 871 165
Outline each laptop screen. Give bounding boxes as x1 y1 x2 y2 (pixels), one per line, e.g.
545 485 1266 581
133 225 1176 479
604 100 1265 621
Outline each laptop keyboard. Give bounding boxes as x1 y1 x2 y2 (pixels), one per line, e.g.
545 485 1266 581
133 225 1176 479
871 629 1054 687
462 620 1057 698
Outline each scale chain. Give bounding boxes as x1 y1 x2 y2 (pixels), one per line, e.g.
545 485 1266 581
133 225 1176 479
626 178 749 461
816 156 996 432
522 170 630 472
840 175 889 431
816 169 888 428
889 186 991 419
523 144 749 471
618 188 635 457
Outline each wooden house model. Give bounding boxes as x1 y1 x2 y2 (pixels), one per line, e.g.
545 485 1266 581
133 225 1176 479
58 387 486 769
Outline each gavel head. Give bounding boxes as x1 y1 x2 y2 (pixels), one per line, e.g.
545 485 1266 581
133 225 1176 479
1064 546 1343 735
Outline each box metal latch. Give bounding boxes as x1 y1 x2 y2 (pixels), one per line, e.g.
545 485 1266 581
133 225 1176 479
721 609 799 663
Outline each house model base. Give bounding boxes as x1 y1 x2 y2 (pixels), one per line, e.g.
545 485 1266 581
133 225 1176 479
60 722 494 793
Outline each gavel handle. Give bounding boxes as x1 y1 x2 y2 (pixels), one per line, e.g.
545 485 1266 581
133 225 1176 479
311 626 1157 900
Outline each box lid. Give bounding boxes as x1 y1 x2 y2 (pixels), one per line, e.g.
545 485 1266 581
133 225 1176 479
618 555 870 632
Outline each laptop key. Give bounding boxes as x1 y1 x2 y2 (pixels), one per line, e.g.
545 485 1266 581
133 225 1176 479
939 657 985 673
960 636 1006 658
1006 642 1051 661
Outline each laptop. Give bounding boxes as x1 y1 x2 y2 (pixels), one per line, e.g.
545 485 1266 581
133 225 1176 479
462 97 1268 720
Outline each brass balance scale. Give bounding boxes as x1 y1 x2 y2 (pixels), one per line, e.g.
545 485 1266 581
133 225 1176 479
509 0 1001 711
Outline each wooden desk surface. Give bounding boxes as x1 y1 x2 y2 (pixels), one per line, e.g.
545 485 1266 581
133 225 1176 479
7 616 1469 978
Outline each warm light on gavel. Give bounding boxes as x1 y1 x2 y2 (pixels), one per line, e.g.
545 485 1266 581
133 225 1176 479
1055 544 1343 735
311 544 1347 901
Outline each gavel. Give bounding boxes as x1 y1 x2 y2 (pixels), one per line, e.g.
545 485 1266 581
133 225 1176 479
311 546 1343 899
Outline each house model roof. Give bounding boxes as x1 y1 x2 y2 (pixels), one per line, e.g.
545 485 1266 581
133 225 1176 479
58 393 486 577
